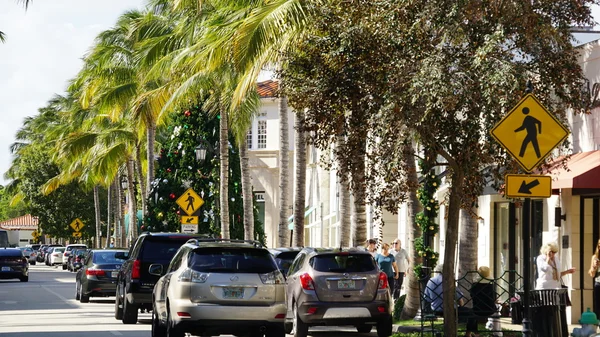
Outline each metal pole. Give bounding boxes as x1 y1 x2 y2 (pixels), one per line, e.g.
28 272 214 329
522 197 532 337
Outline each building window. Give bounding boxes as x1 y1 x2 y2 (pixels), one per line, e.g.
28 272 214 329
247 129 252 149
258 120 267 149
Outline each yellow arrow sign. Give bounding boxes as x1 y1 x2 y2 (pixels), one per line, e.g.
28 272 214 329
181 216 199 225
491 94 569 172
505 174 552 198
176 188 204 216
69 218 84 232
72 232 82 238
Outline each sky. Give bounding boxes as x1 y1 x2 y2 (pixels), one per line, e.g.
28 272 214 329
0 3 599 186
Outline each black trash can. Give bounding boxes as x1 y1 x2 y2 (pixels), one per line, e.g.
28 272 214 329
529 289 569 337
511 300 523 324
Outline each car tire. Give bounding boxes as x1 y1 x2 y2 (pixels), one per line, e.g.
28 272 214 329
152 308 167 337
80 282 90 303
31 261 36 265
376 315 392 337
115 285 124 320
75 281 81 300
62 265 67 270
356 325 372 333
122 294 138 324
266 325 286 337
166 309 184 337
284 321 293 334
292 303 308 337
19 276 28 282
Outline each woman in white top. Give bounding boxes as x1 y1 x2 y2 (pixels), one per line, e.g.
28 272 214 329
535 242 575 290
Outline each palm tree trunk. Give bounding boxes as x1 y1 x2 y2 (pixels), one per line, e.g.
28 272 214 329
351 142 367 247
220 108 230 239
292 110 306 247
119 174 126 248
136 145 146 223
240 138 254 240
278 95 290 247
105 182 112 249
93 185 101 248
336 137 352 248
442 169 465 337
400 141 423 319
146 119 155 201
127 158 138 243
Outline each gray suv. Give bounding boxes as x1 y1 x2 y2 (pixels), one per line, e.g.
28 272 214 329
285 247 393 337
150 238 286 337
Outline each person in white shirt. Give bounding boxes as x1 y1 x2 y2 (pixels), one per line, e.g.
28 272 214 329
366 238 378 257
535 242 575 290
390 238 410 299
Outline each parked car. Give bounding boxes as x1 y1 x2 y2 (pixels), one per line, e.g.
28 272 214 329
151 238 286 337
75 248 129 303
269 247 302 276
63 244 88 270
48 247 66 266
284 247 393 337
0 247 28 282
69 248 88 272
43 244 63 265
17 246 36 265
37 245 49 262
115 232 209 324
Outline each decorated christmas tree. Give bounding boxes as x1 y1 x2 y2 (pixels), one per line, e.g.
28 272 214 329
146 100 263 241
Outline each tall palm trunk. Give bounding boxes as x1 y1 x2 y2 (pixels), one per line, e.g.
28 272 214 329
351 142 367 246
292 110 306 247
220 108 230 239
278 96 290 247
136 145 146 222
400 141 423 319
119 174 126 248
93 185 101 248
105 182 112 249
127 158 138 243
442 169 465 337
240 138 254 240
337 136 352 248
146 119 155 202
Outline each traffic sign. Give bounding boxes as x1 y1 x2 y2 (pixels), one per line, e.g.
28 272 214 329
181 224 198 234
176 188 204 216
181 216 199 225
491 94 569 172
505 174 552 198
69 218 84 232
72 232 82 238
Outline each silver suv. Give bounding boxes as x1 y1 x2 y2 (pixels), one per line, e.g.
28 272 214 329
150 238 286 337
285 247 393 337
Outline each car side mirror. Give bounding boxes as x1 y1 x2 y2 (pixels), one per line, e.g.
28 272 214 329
148 264 163 276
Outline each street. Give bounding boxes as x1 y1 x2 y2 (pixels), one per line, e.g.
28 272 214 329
0 264 378 337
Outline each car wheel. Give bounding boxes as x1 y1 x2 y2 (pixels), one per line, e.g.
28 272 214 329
266 325 286 337
356 325 372 333
19 276 28 282
75 281 81 300
292 303 308 337
31 261 36 265
166 309 184 337
122 294 138 324
80 282 90 303
62 264 67 270
152 308 167 337
376 315 392 337
115 285 124 320
284 320 293 335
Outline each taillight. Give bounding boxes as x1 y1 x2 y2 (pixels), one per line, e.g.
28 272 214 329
131 259 141 279
178 268 208 283
300 273 315 290
52 253 58 257
259 270 285 284
86 269 106 276
378 272 388 289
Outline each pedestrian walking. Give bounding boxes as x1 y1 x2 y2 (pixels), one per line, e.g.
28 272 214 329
374 243 399 297
390 238 410 299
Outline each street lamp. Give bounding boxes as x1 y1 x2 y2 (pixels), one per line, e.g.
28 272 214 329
195 142 208 162
120 176 128 190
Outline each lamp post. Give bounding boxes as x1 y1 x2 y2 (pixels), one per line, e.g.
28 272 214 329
195 142 208 162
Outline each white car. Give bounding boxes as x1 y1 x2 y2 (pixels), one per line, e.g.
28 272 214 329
63 244 88 270
49 247 65 266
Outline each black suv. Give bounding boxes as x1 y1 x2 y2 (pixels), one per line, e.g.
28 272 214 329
114 232 207 324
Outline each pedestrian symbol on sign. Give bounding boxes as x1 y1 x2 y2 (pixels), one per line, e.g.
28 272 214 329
514 107 542 158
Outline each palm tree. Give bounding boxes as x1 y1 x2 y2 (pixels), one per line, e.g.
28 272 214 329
1 0 32 43
278 96 290 247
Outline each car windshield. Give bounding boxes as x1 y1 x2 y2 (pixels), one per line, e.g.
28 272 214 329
92 251 127 264
53 248 65 253
190 247 277 274
273 251 299 271
311 253 377 273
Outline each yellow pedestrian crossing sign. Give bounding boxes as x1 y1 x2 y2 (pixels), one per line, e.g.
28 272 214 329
176 188 204 216
491 94 569 172
69 218 84 232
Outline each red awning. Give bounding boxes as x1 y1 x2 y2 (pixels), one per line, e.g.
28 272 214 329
547 150 600 189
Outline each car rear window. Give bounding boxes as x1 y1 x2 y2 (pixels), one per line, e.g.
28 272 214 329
93 251 126 264
311 253 376 272
190 247 277 274
140 239 188 261
274 251 300 270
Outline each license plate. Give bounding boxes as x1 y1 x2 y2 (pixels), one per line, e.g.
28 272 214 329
1 267 10 272
338 280 355 289
223 287 244 299
111 271 118 278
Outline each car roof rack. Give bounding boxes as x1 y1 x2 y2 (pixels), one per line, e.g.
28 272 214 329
186 238 265 248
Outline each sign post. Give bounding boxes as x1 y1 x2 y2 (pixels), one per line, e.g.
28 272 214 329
490 83 570 337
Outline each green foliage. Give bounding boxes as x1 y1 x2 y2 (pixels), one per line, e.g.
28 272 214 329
413 158 440 278
146 101 263 241
393 294 406 321
0 186 26 221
